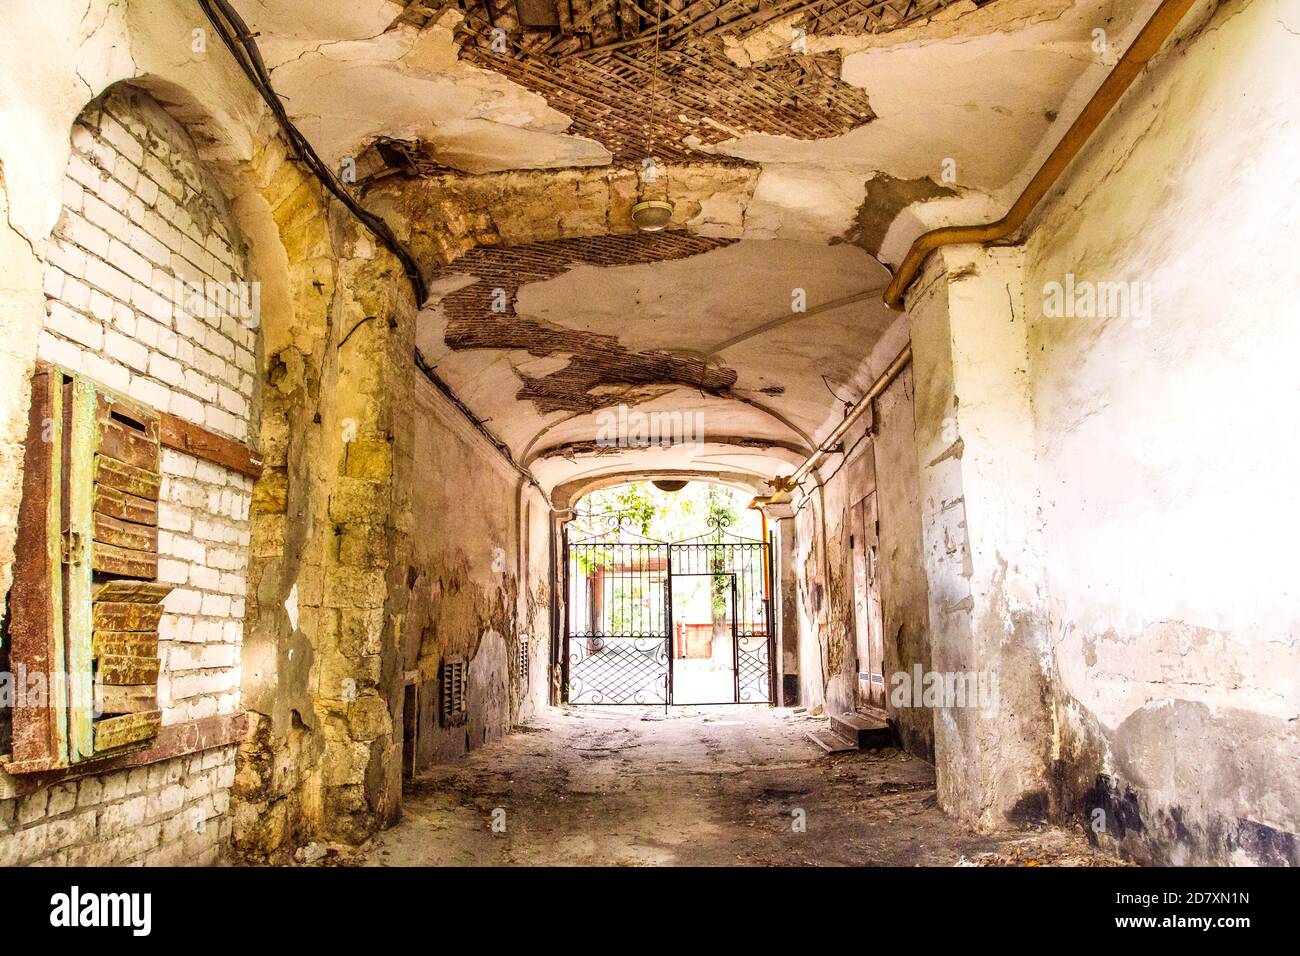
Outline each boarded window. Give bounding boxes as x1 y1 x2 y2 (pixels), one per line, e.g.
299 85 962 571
4 362 169 771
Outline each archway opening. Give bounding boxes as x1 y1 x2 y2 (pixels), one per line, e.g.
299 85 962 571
563 481 775 707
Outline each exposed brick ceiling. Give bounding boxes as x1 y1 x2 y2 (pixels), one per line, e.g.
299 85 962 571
390 0 979 164
432 232 739 413
433 231 735 320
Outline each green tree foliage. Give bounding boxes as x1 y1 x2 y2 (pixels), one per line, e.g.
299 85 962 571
570 481 756 542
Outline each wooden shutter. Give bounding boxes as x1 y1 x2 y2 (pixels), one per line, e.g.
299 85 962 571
4 363 167 771
87 386 165 754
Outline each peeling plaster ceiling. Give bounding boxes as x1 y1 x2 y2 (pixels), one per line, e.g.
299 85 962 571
229 0 1151 493
415 237 897 493
234 0 1145 204
253 5 612 172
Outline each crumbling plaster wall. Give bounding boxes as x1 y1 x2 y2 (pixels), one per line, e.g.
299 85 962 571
0 0 265 671
1 83 253 866
872 363 935 761
519 492 553 723
792 491 828 711
906 244 1053 830
405 376 550 770
233 174 416 859
891 0 1299 862
1019 0 1300 865
788 317 934 759
813 425 874 720
773 515 801 705
0 0 421 864
0 0 281 661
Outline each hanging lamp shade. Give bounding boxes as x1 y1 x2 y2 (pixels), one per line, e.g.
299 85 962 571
632 199 674 232
652 479 689 492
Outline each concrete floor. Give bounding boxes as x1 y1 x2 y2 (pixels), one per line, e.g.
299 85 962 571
355 706 1117 867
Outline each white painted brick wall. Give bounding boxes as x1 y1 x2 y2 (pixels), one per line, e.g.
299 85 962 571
156 447 251 725
0 746 237 865
3 85 259 865
39 88 256 443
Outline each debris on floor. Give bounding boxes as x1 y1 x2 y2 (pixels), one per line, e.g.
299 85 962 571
352 706 1118 868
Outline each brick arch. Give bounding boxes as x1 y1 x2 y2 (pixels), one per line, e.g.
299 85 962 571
15 80 267 864
42 84 258 439
18 73 418 863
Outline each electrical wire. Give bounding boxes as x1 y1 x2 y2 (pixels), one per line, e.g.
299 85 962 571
194 0 558 500
645 0 669 198
196 0 427 305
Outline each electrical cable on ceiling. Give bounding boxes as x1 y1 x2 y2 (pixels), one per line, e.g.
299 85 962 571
648 0 666 191
630 0 674 231
195 0 552 500
196 0 428 305
414 349 550 501
821 374 855 416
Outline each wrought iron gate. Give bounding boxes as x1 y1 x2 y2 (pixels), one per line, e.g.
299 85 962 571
563 517 774 705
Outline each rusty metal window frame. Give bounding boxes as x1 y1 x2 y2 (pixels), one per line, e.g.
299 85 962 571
4 363 169 772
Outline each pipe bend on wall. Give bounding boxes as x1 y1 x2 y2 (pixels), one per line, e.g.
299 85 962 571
882 0 1202 311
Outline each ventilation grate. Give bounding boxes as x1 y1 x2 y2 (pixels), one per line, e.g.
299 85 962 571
440 657 467 727
517 640 529 686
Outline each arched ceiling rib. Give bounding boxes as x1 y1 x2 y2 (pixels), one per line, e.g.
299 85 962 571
413 234 898 492
227 0 1153 494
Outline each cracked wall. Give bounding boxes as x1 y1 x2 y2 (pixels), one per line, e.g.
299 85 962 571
878 0 1299 862
404 376 550 770
0 0 422 865
1020 0 1300 864
787 317 935 758
0 83 253 865
907 244 1055 830
233 165 417 859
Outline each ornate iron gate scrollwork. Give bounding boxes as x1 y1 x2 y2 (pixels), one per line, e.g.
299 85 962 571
563 512 774 705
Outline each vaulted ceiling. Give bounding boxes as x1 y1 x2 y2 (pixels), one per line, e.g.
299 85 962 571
231 0 1149 498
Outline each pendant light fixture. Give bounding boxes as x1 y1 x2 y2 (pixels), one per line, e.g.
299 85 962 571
632 0 673 232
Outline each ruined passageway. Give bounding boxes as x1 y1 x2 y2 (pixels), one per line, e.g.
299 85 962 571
361 707 1109 867
0 0 1296 884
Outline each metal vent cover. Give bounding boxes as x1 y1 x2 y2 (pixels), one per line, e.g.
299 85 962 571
440 657 467 727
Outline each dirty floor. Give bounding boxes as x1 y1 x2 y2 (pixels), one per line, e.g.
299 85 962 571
355 706 1117 867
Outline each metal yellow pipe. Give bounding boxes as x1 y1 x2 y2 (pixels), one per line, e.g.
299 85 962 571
882 0 1202 311
787 343 913 488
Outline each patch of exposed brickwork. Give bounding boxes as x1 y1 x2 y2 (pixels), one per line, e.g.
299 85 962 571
434 232 738 413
